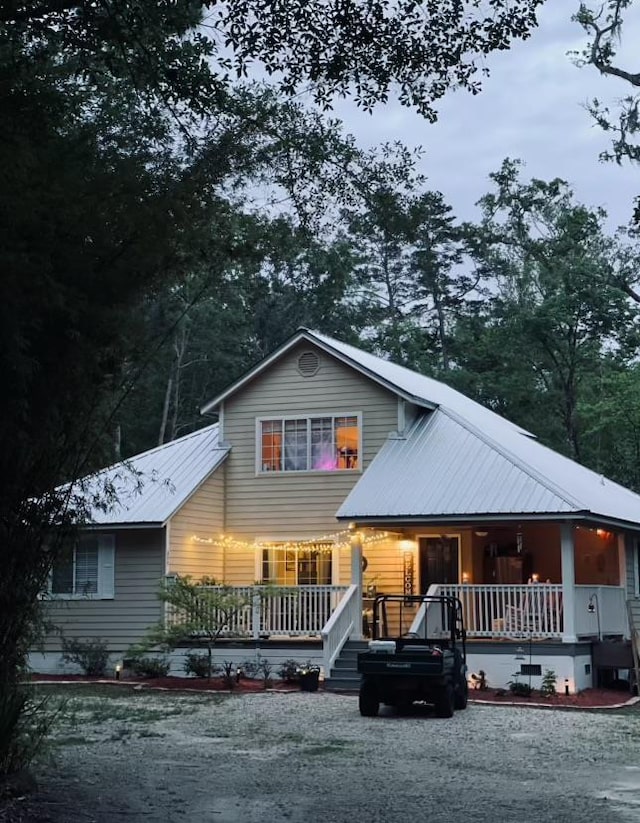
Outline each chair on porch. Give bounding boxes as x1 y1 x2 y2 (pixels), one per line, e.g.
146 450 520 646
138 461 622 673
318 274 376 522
503 586 562 635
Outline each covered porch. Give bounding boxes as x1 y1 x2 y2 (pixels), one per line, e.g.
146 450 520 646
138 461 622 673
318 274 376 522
165 520 632 678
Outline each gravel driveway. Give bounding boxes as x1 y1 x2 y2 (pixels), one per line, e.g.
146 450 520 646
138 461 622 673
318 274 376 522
9 687 640 823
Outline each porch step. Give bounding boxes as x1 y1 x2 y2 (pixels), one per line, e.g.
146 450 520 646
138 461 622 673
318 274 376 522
323 640 367 692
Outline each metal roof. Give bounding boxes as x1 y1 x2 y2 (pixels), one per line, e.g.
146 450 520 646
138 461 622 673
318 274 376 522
306 330 534 438
201 328 533 438
79 424 228 526
337 409 640 528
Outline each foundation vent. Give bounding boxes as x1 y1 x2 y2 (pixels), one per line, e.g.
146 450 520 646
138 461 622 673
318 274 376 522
297 351 320 377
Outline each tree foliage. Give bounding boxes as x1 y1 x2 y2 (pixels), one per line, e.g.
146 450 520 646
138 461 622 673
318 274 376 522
0 0 554 777
454 159 638 459
572 1 640 165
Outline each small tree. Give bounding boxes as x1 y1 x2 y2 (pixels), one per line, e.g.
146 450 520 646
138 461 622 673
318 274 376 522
141 576 257 680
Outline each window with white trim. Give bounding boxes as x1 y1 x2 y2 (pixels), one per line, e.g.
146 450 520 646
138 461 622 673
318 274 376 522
261 544 333 585
259 414 360 472
50 534 115 599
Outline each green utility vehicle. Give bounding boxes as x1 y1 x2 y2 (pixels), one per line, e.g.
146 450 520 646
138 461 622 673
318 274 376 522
357 594 467 718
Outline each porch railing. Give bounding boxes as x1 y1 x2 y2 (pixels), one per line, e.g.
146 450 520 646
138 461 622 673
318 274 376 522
321 584 359 675
438 584 564 639
573 585 628 639
165 584 349 639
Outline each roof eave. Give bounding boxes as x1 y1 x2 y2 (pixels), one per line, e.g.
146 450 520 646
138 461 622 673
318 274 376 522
337 511 640 533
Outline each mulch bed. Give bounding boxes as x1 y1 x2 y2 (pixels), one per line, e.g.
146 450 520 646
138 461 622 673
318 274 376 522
469 687 639 709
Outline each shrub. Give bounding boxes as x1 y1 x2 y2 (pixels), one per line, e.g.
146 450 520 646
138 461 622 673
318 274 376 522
243 654 273 689
278 659 301 684
540 669 557 696
220 660 236 689
0 687 56 777
183 652 214 679
508 674 532 697
61 637 109 676
129 657 170 679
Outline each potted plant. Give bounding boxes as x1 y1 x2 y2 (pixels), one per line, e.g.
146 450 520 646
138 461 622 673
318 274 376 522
297 661 321 692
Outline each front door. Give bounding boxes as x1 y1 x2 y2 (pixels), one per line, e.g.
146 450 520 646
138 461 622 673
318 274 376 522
419 536 459 592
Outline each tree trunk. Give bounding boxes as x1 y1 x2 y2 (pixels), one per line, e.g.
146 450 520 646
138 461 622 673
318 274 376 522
158 376 173 446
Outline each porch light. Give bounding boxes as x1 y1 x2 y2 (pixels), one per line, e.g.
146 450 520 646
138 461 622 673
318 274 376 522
398 539 416 553
514 647 525 661
462 572 470 584
474 531 488 538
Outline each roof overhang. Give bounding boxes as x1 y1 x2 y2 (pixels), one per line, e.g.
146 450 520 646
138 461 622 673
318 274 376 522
82 521 164 531
338 511 640 535
200 328 435 415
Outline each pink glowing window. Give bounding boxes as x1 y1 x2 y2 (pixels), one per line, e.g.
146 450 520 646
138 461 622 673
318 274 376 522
259 415 359 472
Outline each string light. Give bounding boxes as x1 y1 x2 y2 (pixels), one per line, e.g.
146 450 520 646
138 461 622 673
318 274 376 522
190 529 394 553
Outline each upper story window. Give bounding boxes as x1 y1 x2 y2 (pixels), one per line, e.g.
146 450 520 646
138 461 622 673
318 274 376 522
259 414 360 473
50 533 115 599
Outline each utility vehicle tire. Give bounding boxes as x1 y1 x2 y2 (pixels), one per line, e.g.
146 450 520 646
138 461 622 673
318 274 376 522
454 677 468 710
435 684 455 718
359 682 379 717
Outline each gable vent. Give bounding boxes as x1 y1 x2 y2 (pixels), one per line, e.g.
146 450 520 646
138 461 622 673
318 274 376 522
297 351 320 377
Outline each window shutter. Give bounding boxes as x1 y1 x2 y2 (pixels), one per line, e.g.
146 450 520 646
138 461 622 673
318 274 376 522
98 535 115 599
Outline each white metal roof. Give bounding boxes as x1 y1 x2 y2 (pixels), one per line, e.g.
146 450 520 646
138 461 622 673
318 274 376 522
79 424 228 526
201 328 533 438
306 330 534 438
337 408 640 528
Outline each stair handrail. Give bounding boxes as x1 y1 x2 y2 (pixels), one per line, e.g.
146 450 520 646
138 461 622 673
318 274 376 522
408 584 441 635
321 584 358 677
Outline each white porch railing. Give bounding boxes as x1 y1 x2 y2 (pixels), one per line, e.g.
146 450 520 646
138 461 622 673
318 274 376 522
437 584 627 640
165 584 348 639
438 584 564 639
321 584 360 675
573 585 628 639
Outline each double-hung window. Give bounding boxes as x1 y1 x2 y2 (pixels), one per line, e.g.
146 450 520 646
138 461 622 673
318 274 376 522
261 543 334 585
259 414 360 472
50 533 115 599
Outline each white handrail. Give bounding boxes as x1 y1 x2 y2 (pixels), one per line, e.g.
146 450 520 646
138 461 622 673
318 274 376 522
321 584 359 676
409 584 441 635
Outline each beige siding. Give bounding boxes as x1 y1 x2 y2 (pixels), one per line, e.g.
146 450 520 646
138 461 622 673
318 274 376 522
168 465 225 579
222 341 399 583
44 529 164 652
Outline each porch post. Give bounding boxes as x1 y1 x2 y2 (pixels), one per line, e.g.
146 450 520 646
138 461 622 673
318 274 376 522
350 531 363 640
617 533 627 597
560 522 577 643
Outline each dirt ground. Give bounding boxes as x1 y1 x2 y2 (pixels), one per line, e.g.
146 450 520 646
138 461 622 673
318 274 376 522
3 684 640 823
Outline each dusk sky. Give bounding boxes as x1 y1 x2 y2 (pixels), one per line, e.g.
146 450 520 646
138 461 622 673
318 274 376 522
333 2 640 230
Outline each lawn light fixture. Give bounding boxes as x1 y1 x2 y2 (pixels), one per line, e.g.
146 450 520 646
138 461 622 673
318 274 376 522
115 662 122 680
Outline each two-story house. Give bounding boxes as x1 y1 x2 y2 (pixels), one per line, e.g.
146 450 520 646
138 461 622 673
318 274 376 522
36 328 640 692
